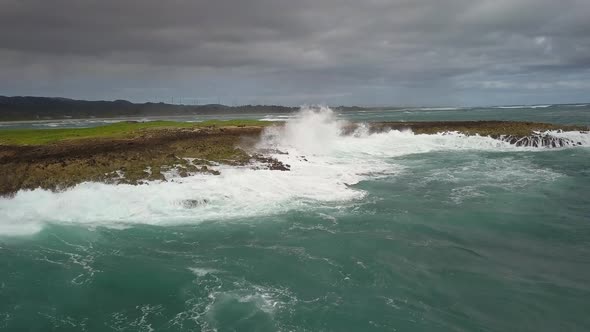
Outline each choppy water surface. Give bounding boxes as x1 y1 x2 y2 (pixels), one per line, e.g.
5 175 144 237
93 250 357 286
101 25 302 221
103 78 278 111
1 106 589 331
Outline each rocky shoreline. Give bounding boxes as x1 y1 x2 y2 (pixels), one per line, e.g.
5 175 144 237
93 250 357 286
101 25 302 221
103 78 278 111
0 126 288 196
0 121 587 196
359 121 588 147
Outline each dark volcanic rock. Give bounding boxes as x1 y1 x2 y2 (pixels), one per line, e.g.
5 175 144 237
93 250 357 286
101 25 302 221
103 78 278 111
251 154 291 171
181 199 209 208
344 121 588 148
498 133 578 147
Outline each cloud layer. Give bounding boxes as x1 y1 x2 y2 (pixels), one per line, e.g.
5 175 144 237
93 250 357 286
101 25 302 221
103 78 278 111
1 0 589 105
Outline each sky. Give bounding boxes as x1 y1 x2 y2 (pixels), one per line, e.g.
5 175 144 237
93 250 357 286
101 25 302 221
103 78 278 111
1 0 589 107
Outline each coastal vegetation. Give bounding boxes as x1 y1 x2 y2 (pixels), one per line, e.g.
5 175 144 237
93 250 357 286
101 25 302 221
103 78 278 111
0 121 280 196
0 119 270 145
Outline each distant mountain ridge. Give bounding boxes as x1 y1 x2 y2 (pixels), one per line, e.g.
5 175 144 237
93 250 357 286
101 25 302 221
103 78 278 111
0 96 302 121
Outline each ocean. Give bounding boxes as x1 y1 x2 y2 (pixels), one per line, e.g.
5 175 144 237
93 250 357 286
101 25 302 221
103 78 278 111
1 105 589 331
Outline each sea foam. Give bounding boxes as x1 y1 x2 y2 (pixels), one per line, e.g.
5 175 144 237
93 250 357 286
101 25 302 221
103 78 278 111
0 106 588 236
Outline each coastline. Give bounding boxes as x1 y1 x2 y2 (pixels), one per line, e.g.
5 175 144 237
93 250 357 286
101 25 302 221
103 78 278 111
0 120 587 196
0 122 279 196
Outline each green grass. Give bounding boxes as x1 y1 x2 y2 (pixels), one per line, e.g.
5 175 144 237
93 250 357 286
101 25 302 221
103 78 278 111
0 120 271 145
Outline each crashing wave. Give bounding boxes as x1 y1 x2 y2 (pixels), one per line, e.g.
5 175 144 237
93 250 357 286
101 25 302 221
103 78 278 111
358 122 589 149
1 106 588 236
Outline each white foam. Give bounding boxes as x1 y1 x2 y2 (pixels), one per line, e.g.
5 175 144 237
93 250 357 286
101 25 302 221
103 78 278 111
545 130 590 146
260 117 285 122
415 107 460 111
495 104 553 109
0 106 588 236
189 267 220 277
260 114 295 122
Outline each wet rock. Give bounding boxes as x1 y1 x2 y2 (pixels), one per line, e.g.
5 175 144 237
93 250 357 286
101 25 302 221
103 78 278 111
257 148 288 155
498 133 576 148
269 161 290 171
199 165 221 175
252 154 290 171
182 199 209 208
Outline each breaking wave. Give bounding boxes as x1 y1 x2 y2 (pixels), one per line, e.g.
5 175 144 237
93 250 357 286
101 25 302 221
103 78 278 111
0 106 588 236
495 104 553 109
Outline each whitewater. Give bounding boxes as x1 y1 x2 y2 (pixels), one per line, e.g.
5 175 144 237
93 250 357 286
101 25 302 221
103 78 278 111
2 107 587 236
1 106 589 331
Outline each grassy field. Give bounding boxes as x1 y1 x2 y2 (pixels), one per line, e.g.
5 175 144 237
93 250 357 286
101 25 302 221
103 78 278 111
0 119 271 145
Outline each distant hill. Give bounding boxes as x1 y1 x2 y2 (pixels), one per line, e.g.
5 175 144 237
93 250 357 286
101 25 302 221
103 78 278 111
0 96 300 121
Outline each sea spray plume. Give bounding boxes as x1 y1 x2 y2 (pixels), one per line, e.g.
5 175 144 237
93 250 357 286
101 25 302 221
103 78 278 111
258 106 347 155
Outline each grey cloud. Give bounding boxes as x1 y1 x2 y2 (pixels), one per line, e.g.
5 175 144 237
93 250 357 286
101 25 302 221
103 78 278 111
0 0 589 106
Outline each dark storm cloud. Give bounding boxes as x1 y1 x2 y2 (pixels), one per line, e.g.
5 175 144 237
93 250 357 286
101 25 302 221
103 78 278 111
1 0 589 105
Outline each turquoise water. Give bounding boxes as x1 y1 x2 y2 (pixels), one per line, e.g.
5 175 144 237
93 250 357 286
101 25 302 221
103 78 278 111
1 106 589 331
